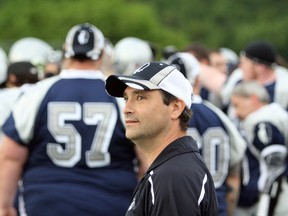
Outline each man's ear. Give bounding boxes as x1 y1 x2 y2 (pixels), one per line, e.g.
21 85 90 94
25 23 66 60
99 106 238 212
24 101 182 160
171 99 186 120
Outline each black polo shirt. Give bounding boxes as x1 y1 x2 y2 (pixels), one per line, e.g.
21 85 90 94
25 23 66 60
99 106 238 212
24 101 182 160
126 136 218 216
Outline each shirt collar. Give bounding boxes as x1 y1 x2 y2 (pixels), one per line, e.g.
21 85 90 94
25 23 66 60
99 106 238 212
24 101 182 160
60 69 106 80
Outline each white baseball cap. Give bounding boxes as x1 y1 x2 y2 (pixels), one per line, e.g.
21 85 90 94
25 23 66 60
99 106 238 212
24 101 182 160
105 62 193 107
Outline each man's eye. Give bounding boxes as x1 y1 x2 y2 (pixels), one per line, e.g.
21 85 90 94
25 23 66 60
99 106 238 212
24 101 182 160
136 95 145 100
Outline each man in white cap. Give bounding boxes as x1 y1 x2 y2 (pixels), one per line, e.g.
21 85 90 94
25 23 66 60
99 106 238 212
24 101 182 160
105 61 218 216
166 52 246 216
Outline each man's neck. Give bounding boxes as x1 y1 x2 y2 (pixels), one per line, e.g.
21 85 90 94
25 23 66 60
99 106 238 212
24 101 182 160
63 58 101 70
136 131 186 167
257 68 276 85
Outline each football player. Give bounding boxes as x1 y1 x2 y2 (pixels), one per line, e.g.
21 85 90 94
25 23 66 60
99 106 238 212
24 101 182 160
231 81 288 216
0 23 140 216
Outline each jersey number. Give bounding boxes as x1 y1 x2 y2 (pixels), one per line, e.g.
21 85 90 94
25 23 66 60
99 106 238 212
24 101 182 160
47 102 117 168
187 127 229 188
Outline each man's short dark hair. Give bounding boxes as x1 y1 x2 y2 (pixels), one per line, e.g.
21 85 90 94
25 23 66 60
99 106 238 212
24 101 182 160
161 90 192 131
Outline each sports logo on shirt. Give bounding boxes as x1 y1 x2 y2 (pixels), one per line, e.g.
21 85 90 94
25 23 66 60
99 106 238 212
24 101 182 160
257 122 272 145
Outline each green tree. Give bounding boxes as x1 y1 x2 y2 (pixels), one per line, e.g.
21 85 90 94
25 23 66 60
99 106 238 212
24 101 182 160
1 0 288 60
139 0 288 60
0 0 189 58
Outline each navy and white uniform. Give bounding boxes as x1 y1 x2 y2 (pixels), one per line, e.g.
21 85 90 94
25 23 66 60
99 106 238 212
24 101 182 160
125 136 218 216
237 103 288 209
2 69 138 216
188 95 246 216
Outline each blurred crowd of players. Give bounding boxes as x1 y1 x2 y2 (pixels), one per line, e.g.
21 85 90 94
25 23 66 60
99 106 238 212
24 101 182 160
1 24 288 216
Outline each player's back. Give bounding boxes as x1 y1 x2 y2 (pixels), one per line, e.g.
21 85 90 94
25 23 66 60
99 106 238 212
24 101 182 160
2 70 138 216
188 95 246 216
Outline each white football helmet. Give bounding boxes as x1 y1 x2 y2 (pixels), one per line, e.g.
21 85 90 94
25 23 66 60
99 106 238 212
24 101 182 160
114 37 153 75
9 37 53 64
220 47 239 64
9 37 53 79
0 47 8 85
166 52 200 86
220 47 239 74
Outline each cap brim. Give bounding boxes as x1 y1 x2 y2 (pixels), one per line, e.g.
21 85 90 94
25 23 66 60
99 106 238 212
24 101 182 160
105 75 159 97
105 75 128 97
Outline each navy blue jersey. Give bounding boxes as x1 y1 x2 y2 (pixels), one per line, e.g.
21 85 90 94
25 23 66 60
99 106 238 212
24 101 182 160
200 86 225 110
126 136 218 216
265 81 275 103
237 103 288 208
200 86 209 101
2 70 138 216
188 96 246 216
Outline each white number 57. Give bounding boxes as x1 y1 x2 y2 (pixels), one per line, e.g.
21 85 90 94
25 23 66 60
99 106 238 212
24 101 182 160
47 102 117 168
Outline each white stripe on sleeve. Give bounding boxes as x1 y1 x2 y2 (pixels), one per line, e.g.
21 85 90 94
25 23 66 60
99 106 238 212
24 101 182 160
198 173 208 206
148 170 155 205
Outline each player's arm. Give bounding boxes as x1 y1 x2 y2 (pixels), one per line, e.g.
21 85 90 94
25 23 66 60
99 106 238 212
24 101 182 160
0 135 29 216
226 161 241 216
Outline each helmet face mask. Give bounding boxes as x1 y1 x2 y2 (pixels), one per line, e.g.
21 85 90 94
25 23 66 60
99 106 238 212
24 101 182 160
114 37 153 75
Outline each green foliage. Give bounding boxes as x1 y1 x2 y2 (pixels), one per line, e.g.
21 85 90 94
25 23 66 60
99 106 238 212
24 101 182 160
139 0 288 60
0 0 189 57
1 0 288 60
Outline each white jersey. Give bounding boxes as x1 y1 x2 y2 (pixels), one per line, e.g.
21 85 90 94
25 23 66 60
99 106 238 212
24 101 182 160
243 103 288 149
237 103 288 209
0 84 33 140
